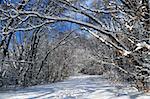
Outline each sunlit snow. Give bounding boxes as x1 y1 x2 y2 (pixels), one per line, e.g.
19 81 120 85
0 74 150 99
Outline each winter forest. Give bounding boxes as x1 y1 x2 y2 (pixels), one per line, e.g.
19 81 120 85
0 0 150 98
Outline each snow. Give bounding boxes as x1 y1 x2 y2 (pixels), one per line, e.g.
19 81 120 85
0 74 150 99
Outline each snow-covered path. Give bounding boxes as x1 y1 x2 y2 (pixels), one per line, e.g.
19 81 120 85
0 74 150 99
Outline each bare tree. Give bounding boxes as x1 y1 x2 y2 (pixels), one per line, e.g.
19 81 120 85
0 0 149 91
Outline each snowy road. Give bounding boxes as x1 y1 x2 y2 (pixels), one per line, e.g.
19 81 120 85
0 74 150 99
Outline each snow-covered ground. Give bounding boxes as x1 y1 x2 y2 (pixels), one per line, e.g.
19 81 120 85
0 74 150 99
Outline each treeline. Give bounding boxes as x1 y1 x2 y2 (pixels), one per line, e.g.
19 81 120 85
0 0 149 92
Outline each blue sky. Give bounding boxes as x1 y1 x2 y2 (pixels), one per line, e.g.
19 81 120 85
0 0 114 43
